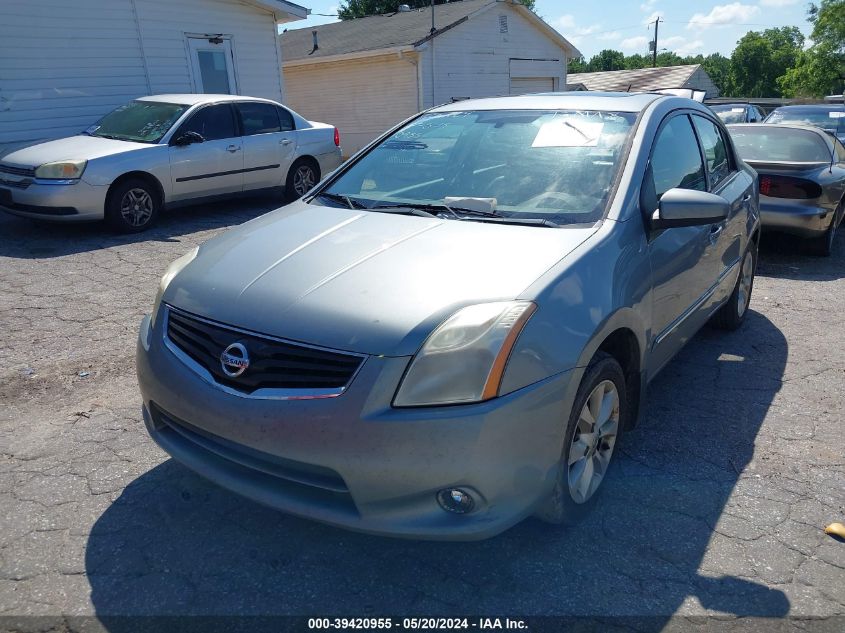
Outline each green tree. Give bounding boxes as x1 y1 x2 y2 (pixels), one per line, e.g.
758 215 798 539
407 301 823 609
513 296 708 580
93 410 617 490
569 57 589 73
587 49 626 71
701 52 734 96
730 27 803 97
624 53 649 69
338 0 535 20
779 0 845 97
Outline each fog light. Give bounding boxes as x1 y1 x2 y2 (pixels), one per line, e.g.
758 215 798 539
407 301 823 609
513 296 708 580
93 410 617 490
437 488 475 514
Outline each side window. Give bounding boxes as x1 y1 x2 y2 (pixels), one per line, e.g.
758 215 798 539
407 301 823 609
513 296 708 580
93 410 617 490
179 104 237 141
237 102 281 136
692 115 732 189
835 139 845 163
276 106 295 132
650 115 707 198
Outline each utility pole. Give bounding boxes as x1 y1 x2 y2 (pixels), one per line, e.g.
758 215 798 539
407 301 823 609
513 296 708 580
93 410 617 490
650 17 662 68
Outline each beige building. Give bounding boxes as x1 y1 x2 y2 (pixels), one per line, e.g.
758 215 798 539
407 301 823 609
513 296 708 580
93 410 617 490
281 0 579 156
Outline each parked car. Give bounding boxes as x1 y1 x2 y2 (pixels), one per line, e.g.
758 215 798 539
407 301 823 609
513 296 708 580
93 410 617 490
728 123 845 255
763 104 845 144
0 95 342 232
137 92 760 540
710 103 765 124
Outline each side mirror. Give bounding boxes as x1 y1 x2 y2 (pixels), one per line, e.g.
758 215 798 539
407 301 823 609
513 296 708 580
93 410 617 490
172 131 204 146
651 188 730 230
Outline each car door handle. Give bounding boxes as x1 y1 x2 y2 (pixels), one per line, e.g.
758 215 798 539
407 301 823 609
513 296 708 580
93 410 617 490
280 139 292 145
709 224 724 243
226 145 241 153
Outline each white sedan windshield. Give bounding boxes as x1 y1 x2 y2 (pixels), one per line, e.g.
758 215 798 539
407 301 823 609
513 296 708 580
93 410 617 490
324 110 637 225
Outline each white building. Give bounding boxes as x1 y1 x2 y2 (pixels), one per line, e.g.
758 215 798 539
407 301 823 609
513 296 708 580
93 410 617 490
281 0 579 155
0 0 308 152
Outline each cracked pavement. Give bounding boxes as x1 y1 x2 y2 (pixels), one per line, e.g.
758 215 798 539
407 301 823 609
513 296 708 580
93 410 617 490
0 200 843 629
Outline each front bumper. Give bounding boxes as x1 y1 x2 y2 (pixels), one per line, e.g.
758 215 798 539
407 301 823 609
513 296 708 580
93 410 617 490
759 197 834 238
0 178 108 221
136 312 573 540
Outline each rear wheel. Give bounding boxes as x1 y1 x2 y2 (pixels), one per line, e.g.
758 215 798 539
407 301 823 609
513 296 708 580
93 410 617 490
712 245 755 330
105 178 159 233
285 159 319 202
806 214 837 257
535 352 626 526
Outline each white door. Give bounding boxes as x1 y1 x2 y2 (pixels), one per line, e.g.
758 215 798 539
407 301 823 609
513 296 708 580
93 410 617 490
509 77 555 96
188 37 237 94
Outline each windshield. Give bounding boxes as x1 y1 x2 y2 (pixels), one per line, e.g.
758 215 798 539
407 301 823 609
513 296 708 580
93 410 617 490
85 101 187 143
711 106 747 124
318 109 637 226
764 107 844 130
729 126 831 162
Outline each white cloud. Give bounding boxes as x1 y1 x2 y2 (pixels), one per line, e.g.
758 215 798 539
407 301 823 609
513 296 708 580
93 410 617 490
620 35 650 51
640 0 658 11
577 24 602 36
598 31 621 40
643 10 664 25
759 0 799 6
688 3 760 29
552 14 576 30
676 39 705 54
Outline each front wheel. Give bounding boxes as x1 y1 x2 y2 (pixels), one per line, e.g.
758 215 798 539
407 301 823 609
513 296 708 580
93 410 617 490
711 245 755 330
535 352 626 526
105 179 159 233
285 159 320 202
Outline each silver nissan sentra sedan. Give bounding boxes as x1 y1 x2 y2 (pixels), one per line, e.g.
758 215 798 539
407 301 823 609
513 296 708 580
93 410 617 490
137 92 760 540
0 94 341 232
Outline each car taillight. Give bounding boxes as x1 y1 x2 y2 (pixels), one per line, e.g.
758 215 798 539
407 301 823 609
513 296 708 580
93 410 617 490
334 127 340 147
759 175 822 200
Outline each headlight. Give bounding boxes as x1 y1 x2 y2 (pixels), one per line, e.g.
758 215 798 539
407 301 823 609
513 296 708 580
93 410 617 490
34 160 87 179
150 247 199 328
393 301 536 407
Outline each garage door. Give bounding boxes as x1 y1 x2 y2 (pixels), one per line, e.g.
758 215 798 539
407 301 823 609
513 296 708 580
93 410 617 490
510 77 555 95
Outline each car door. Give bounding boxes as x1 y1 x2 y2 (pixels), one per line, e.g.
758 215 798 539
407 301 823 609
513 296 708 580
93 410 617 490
645 113 720 377
168 103 243 201
690 114 752 305
235 101 296 191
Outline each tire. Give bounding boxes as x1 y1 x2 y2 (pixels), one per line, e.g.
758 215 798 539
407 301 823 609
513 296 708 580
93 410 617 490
285 159 319 202
105 178 160 233
535 352 626 526
711 245 755 330
806 215 836 257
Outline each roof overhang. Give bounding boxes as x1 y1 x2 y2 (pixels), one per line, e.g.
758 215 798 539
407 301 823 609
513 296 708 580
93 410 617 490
283 45 417 68
243 0 309 24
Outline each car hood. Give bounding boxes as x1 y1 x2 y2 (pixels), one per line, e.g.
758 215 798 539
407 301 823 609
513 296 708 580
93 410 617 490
165 203 597 356
1 135 146 168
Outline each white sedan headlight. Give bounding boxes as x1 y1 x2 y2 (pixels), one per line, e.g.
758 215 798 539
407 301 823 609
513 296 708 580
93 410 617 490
150 247 199 328
393 301 536 407
34 160 88 179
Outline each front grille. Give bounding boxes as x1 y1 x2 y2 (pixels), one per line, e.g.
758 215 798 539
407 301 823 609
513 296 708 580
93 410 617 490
0 164 36 178
0 178 31 189
152 403 358 515
165 307 364 395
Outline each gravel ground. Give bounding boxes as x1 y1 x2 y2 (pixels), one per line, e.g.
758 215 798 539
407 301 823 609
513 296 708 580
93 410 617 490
0 199 843 631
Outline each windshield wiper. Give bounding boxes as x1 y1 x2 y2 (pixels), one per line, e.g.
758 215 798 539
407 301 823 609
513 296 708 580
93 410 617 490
317 192 367 209
367 204 438 218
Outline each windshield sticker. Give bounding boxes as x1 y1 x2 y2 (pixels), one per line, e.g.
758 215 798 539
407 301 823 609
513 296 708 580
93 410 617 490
829 112 845 118
732 108 745 113
532 120 603 148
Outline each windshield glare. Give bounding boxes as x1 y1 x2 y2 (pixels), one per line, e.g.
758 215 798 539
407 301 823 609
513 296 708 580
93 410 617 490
320 109 637 225
712 106 747 124
765 108 844 130
86 101 187 143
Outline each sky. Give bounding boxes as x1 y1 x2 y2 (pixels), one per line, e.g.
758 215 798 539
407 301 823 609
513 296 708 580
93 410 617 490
283 0 815 59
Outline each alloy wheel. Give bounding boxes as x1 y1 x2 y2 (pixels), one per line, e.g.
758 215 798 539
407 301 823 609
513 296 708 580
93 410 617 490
293 165 316 196
567 379 620 504
120 188 154 227
736 252 754 318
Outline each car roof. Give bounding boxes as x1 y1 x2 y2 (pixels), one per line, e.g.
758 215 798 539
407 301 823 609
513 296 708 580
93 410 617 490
430 91 667 113
710 103 750 108
769 104 844 112
135 94 280 106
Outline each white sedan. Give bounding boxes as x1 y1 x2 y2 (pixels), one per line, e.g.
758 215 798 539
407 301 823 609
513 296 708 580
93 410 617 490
0 94 342 232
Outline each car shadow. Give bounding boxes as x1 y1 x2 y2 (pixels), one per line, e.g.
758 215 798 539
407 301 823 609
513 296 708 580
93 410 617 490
85 311 788 628
0 193 284 259
756 229 845 281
